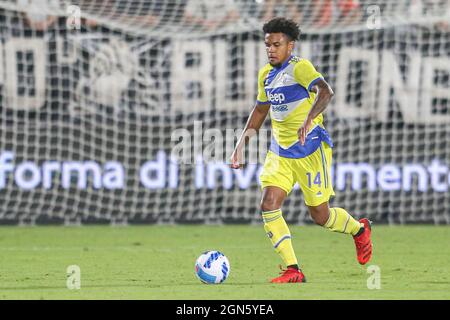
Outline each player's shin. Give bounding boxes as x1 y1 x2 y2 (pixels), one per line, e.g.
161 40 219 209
262 209 298 267
324 207 363 236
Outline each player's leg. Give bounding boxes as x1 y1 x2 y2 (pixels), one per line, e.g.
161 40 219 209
295 141 362 234
259 152 306 283
260 186 306 283
307 201 363 236
307 202 372 265
260 186 298 269
295 142 373 264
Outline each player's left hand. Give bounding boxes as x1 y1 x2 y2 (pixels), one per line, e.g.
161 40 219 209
298 117 313 145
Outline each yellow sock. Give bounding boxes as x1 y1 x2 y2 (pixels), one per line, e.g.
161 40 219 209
324 207 363 236
262 209 298 267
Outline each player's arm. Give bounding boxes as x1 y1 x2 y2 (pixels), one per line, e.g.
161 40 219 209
230 103 270 169
298 79 334 145
293 59 334 145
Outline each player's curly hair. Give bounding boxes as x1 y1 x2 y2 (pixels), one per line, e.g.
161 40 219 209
262 17 301 41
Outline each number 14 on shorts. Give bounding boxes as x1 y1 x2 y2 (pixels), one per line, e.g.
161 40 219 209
306 172 322 188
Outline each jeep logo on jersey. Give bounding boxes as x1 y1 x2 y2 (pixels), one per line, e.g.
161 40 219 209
268 92 285 104
272 105 288 112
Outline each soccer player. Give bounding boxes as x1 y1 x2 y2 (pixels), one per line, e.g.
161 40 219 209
230 17 373 283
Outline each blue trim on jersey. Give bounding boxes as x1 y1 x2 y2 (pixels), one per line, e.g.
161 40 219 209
256 100 270 105
265 55 294 87
269 126 334 159
319 144 328 188
266 83 310 105
308 77 323 92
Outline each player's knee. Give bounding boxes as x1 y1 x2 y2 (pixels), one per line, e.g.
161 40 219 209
308 207 328 226
260 197 281 212
260 187 286 212
260 201 280 212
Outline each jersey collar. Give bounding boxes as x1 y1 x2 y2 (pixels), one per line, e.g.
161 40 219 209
273 55 293 70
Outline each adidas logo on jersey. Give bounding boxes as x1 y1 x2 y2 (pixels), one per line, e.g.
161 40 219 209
268 92 285 103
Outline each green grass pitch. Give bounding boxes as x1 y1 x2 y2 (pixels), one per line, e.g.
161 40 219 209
0 225 449 300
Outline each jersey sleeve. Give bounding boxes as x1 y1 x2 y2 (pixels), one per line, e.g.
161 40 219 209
293 59 324 92
256 67 269 105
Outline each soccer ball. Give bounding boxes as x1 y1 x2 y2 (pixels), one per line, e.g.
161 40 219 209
195 250 230 284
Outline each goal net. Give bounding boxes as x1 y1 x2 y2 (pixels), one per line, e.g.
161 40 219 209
0 0 449 225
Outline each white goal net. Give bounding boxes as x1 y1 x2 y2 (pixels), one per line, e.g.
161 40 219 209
0 0 449 225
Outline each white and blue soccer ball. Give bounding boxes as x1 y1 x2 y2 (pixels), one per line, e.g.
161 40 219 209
195 250 230 284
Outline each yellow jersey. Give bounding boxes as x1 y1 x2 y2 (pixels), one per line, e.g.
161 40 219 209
256 56 333 158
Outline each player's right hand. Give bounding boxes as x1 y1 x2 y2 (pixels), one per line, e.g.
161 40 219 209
230 148 244 169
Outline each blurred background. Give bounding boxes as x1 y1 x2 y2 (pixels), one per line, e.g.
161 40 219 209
0 0 449 226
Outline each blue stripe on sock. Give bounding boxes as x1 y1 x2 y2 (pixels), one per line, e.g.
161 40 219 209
262 209 281 215
263 214 282 223
274 235 291 249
